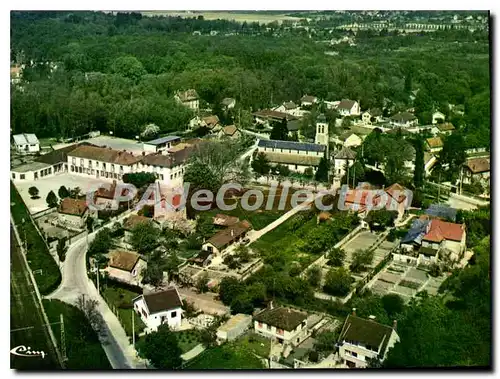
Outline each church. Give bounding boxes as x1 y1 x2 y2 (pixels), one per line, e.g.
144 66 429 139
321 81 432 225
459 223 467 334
254 114 329 174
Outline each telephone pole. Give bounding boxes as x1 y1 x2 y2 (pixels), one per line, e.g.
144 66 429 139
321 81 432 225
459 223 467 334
60 314 67 362
132 310 135 349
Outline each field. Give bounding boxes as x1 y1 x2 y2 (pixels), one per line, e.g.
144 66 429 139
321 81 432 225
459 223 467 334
184 339 266 370
10 226 61 370
10 181 61 295
43 299 112 369
101 283 146 336
140 11 300 24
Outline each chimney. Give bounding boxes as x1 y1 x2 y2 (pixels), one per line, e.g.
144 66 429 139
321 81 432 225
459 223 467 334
352 308 356 316
392 320 397 330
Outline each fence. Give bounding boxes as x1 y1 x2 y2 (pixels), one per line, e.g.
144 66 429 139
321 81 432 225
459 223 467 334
69 230 88 245
32 206 57 220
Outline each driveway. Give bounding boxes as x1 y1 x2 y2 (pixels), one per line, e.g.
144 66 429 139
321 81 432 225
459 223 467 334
177 288 229 316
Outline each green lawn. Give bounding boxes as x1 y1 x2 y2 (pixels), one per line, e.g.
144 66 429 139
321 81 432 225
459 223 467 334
174 329 201 353
235 332 271 358
10 181 61 295
11 226 61 370
185 342 265 369
42 299 111 369
101 284 146 336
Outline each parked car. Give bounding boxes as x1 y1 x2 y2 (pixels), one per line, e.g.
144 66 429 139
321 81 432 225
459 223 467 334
242 238 250 245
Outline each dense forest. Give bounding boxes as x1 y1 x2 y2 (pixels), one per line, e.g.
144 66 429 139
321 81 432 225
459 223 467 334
10 11 490 147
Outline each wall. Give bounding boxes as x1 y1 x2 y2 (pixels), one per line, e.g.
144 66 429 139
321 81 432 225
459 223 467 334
202 242 221 255
133 297 182 332
58 211 86 229
254 319 307 346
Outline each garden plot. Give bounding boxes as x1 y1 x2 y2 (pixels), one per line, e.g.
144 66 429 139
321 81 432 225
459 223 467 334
406 267 429 282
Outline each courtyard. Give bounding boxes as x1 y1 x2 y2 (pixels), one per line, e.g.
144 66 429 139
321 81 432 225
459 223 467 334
81 135 145 155
14 173 113 213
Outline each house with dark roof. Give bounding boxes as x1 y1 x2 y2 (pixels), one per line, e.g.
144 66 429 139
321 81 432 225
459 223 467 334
462 157 490 185
273 101 307 118
133 287 183 332
434 122 455 135
218 125 241 139
104 250 146 286
202 220 252 255
123 214 159 242
362 108 383 124
174 89 199 111
254 304 309 347
425 137 444 153
58 197 92 229
338 314 399 368
256 139 326 174
336 99 360 117
333 146 356 184
389 112 418 128
300 94 318 107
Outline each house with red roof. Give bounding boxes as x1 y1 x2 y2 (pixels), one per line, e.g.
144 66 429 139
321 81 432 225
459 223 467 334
421 219 466 259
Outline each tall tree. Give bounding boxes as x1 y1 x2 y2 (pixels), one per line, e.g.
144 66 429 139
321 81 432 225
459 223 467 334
46 190 58 208
251 152 271 176
412 134 425 188
138 324 183 369
270 117 288 141
315 156 330 182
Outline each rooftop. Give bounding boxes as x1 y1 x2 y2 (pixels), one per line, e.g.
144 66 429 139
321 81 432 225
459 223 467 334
261 152 323 167
176 89 199 102
139 288 183 314
253 109 298 121
36 142 96 165
144 135 182 146
339 314 395 355
300 95 317 103
11 161 51 173
334 146 357 160
59 197 88 217
218 314 252 332
426 137 444 149
437 122 455 132
337 99 357 110
207 220 252 249
222 125 238 136
213 214 240 227
254 306 307 331
69 145 143 166
142 146 194 169
390 112 417 123
423 219 465 243
13 133 39 146
123 214 153 231
108 250 140 272
258 139 326 153
464 157 490 174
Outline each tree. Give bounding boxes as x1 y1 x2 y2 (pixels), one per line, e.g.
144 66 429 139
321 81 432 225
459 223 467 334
199 319 218 348
88 228 112 257
123 172 157 190
234 245 251 263
76 294 106 339
56 237 67 262
141 123 160 138
218 277 244 305
129 221 161 255
323 267 353 297
142 263 164 287
440 133 467 180
365 210 397 231
28 186 39 199
314 331 337 353
315 156 330 182
412 134 425 188
251 152 271 176
382 294 405 318
270 118 288 141
327 247 346 267
350 249 375 273
230 293 254 314
111 55 146 82
275 164 290 177
46 190 58 208
58 185 70 199
164 253 181 281
69 187 81 198
138 324 182 369
304 167 314 179
195 272 209 293
306 265 322 288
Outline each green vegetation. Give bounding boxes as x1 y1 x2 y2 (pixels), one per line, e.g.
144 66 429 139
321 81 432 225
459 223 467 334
173 330 201 353
137 324 183 369
10 181 61 295
101 282 146 336
43 299 111 369
383 236 491 367
185 340 265 369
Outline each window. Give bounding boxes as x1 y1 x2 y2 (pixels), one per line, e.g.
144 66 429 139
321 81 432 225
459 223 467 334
89 160 92 167
170 174 173 180
101 170 104 176
95 162 99 169
80 158 84 166
111 164 115 172
87 168 90 174
72 157 76 165
277 328 284 335
258 322 263 328
91 169 95 175
171 311 177 318
103 163 107 170
12 173 15 179
120 165 123 172
48 168 52 174
71 165 74 172
160 174 164 180
20 174 25 180
78 167 83 173
113 173 117 179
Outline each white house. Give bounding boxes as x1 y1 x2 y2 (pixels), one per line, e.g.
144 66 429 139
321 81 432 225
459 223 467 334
390 112 418 128
336 99 361 117
273 101 304 117
104 250 147 286
133 288 183 333
424 152 438 176
338 314 400 368
254 305 309 348
432 111 446 124
221 97 236 110
300 95 318 107
333 146 356 185
462 157 490 185
13 133 40 154
361 108 383 124
143 135 181 154
174 89 199 111
58 197 92 229
255 139 326 174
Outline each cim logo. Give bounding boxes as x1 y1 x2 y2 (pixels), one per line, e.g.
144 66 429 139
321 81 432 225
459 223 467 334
10 345 46 359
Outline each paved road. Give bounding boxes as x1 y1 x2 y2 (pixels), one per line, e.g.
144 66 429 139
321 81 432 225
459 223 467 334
46 210 146 369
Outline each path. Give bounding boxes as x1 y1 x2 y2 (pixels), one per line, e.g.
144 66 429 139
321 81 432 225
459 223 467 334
46 209 145 369
181 344 205 361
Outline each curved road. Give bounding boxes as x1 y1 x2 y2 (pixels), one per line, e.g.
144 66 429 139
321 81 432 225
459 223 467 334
46 212 146 369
